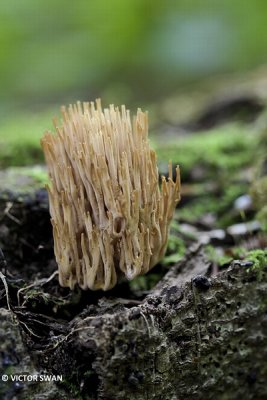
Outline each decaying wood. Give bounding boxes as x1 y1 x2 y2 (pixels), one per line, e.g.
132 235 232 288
0 308 69 400
42 248 267 400
0 244 266 399
0 183 267 400
0 187 53 272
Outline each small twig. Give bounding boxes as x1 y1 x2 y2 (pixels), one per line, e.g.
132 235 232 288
0 247 7 275
17 270 58 306
19 238 36 251
46 325 98 351
17 319 44 339
114 298 142 305
140 311 151 338
191 280 202 365
0 271 11 311
2 202 22 225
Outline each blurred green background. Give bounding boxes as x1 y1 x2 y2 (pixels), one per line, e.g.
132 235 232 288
1 0 267 166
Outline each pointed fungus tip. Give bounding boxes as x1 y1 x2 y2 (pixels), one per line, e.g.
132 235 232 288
42 99 181 290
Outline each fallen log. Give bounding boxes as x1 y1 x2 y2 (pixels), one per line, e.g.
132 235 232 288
0 173 266 400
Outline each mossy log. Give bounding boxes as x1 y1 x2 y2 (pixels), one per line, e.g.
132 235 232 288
38 250 267 400
0 179 267 400
0 168 52 270
0 246 266 399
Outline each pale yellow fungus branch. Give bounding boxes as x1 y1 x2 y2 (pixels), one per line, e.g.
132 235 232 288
41 100 180 291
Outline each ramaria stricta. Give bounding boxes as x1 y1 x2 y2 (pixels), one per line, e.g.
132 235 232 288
41 100 180 290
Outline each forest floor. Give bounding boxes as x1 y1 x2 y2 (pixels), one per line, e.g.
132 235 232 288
0 79 267 399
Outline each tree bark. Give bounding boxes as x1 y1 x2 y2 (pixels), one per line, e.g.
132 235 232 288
0 182 267 400
0 244 266 400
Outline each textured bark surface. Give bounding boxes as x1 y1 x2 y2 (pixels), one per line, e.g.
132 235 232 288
0 186 53 271
1 186 267 400
0 309 69 400
41 250 266 400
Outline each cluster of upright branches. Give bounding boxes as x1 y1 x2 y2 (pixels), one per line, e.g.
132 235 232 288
41 100 180 290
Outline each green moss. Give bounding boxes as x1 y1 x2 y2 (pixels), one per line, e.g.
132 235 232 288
154 124 260 180
129 272 164 293
247 249 267 269
257 206 267 231
153 123 262 228
0 166 48 194
245 249 267 281
178 182 248 227
159 218 187 266
13 166 48 185
205 245 233 267
0 108 55 167
161 253 181 265
205 246 267 277
250 161 267 232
